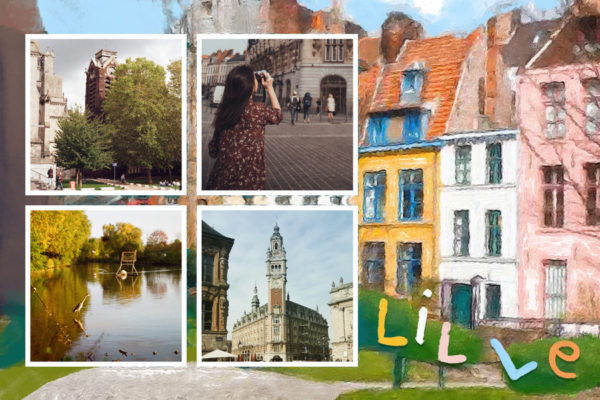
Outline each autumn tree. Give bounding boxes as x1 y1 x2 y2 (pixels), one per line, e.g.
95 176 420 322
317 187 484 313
101 223 144 260
30 211 91 270
103 57 182 183
54 108 113 188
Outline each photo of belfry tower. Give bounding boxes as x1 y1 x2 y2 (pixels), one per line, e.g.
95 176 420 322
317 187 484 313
232 224 328 362
200 209 355 363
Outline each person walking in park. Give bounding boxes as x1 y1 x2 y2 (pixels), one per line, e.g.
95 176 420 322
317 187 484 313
55 171 63 190
302 92 312 123
207 65 282 190
47 167 54 190
288 91 300 125
327 93 336 123
120 173 126 184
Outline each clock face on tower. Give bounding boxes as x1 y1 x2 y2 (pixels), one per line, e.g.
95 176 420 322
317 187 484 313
271 277 283 288
107 66 116 76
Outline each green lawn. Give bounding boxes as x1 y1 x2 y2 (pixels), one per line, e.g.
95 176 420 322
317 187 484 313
265 350 394 383
337 388 527 400
0 363 86 400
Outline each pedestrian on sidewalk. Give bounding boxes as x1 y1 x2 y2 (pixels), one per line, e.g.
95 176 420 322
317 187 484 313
47 167 54 190
288 91 300 125
302 92 312 123
327 93 336 123
316 99 321 115
120 173 126 184
207 65 282 190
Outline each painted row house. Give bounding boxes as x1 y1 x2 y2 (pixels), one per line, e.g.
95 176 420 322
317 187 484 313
516 1 600 326
358 6 600 329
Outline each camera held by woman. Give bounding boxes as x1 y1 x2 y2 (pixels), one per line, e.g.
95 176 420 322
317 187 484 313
206 65 283 190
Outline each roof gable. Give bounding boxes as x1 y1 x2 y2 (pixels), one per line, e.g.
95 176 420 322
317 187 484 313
368 31 480 139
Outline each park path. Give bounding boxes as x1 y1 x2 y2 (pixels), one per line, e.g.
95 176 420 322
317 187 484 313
25 365 389 400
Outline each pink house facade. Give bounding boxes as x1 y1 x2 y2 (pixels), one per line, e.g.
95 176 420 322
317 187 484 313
517 15 600 322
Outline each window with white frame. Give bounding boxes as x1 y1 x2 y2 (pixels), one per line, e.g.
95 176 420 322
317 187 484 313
545 260 566 319
542 82 566 139
586 79 600 135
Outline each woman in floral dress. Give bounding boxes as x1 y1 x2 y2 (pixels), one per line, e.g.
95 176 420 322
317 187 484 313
207 65 282 190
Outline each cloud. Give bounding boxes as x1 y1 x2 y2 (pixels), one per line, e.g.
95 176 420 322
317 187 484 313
379 0 445 16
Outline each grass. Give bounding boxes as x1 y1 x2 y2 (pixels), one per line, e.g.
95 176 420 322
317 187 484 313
264 350 394 383
0 362 86 399
337 388 529 400
506 335 600 394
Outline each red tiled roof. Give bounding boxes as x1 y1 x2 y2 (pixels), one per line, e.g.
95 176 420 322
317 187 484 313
358 65 381 145
369 29 482 139
359 37 380 69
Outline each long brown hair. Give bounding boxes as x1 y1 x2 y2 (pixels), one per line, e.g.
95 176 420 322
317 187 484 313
211 65 254 145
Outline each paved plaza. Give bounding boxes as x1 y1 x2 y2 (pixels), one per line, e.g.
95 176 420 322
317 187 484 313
200 106 354 191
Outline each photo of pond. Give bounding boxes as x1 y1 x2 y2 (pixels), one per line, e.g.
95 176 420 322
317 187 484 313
30 263 182 362
27 207 185 364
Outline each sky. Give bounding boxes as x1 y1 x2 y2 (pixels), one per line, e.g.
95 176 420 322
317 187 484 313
85 209 183 243
38 0 563 38
202 39 248 56
202 210 354 339
35 38 183 110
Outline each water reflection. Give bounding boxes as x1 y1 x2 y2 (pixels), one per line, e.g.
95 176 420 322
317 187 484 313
30 262 182 362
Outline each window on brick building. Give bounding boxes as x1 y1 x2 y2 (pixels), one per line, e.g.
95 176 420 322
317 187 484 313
202 254 214 283
545 260 567 319
396 243 422 294
585 79 600 135
455 145 471 185
486 210 502 256
363 171 386 222
542 166 564 227
453 210 470 256
398 169 423 221
486 143 503 184
586 163 600 225
361 242 385 290
542 82 566 139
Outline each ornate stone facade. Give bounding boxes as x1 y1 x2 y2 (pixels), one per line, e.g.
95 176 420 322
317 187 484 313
232 224 329 361
85 49 118 119
201 221 234 355
247 39 354 116
329 278 353 361
29 40 67 182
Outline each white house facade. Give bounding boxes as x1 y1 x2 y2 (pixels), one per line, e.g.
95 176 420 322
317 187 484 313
438 129 519 328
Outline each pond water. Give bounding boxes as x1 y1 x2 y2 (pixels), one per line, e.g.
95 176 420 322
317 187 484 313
30 262 182 362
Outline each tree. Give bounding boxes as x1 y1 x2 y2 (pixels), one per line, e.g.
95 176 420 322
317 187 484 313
147 230 169 248
54 108 113 188
103 57 182 183
102 223 144 260
30 211 91 270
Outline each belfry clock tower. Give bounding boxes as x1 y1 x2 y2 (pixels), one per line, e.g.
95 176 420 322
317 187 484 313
266 223 287 313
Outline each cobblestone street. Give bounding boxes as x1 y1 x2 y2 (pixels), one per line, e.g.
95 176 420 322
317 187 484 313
201 106 354 191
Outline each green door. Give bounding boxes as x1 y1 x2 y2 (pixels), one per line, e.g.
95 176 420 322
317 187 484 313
451 284 472 327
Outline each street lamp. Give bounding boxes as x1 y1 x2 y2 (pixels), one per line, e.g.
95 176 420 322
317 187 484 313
111 162 117 182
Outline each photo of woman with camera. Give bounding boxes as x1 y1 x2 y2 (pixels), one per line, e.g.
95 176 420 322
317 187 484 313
206 65 282 190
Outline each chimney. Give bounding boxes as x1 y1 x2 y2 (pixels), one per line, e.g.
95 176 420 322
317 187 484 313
380 12 424 63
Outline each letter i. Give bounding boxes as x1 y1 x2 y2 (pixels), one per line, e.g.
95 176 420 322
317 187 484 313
415 289 432 345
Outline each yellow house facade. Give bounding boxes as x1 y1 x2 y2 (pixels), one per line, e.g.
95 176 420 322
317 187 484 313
358 146 441 298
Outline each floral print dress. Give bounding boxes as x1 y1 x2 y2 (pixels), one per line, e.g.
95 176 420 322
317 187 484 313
207 100 283 190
